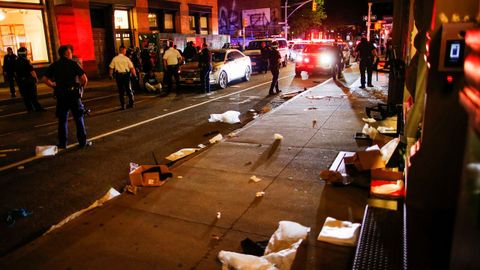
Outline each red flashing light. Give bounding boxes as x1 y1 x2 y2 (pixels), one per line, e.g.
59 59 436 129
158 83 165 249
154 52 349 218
446 75 454 84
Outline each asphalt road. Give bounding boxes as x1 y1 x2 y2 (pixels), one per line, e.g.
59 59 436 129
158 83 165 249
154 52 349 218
0 65 332 256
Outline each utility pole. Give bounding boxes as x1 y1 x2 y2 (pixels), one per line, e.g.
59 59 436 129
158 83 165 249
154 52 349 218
284 0 288 40
367 2 372 41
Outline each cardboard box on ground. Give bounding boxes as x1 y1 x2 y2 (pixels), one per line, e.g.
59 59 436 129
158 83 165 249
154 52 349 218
129 165 172 186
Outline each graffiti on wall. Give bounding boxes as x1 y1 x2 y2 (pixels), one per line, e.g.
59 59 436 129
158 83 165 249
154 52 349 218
219 0 241 35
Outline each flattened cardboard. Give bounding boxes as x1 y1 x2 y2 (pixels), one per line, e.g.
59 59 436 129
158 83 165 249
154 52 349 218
129 165 172 186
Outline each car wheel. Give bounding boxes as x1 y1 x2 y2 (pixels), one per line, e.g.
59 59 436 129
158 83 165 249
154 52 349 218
218 71 228 89
243 66 251 82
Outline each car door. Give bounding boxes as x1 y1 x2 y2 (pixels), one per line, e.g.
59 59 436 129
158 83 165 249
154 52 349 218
228 51 244 79
224 51 237 79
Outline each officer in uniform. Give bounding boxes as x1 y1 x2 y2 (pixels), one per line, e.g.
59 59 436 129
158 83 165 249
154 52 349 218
109 45 137 110
198 43 212 94
267 41 282 96
355 37 377 88
15 47 44 112
162 43 182 94
43 45 90 149
3 47 17 97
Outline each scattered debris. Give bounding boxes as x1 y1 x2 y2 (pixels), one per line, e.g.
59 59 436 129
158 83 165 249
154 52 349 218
288 147 292 151
317 217 361 246
273 133 284 141
218 221 310 270
5 208 32 227
0 148 20 153
301 71 309 80
377 126 397 134
288 176 293 180
261 106 271 113
312 120 317 128
280 89 306 100
129 165 173 186
209 134 223 144
35 145 58 157
255 191 265 197
304 107 317 111
197 144 206 149
208 110 241 124
227 132 238 138
249 109 256 112
124 184 138 195
217 212 222 219
212 234 221 240
44 188 120 235
362 117 377 123
320 170 344 185
250 175 262 183
177 176 183 179
165 148 200 162
245 161 252 166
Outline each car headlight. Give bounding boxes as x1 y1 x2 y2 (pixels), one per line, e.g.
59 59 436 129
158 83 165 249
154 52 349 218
319 53 334 66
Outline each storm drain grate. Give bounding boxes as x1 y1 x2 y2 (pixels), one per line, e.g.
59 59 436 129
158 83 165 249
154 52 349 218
353 205 405 270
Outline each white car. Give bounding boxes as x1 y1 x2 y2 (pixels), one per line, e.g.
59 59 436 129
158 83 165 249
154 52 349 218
179 49 252 89
243 38 289 73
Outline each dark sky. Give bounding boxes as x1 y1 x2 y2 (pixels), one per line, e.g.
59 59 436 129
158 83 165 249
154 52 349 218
323 0 393 25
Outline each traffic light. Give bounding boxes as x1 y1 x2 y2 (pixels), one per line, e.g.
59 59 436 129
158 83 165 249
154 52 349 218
312 0 317 12
243 17 248 27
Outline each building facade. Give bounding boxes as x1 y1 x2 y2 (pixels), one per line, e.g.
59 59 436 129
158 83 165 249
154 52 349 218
0 0 222 78
218 0 283 43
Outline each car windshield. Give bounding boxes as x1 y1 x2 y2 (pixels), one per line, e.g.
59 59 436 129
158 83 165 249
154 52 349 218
247 41 271 50
212 52 226 62
304 45 336 53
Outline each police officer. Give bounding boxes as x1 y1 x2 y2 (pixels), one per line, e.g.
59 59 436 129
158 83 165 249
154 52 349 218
43 45 90 149
260 42 270 74
109 45 137 110
3 47 17 97
355 37 377 88
198 43 212 94
162 43 182 94
267 41 282 96
15 47 44 112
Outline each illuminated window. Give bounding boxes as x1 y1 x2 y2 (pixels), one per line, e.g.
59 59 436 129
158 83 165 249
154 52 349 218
114 10 129 29
200 16 208 34
164 13 174 30
148 13 157 28
0 8 48 63
189 15 196 34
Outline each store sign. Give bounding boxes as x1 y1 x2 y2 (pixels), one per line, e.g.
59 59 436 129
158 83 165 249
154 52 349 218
114 10 129 29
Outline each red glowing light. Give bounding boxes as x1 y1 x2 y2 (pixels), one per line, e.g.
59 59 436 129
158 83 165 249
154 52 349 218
446 75 453 84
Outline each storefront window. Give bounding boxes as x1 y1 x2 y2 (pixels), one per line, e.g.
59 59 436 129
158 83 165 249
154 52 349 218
0 8 48 63
148 13 157 28
114 10 129 29
164 13 174 30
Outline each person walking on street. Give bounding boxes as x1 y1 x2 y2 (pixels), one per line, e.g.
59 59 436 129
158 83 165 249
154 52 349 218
140 44 152 74
198 43 212 94
109 45 137 110
15 47 44 112
355 37 377 89
43 45 90 149
163 43 182 94
3 47 17 97
260 42 270 74
267 41 282 96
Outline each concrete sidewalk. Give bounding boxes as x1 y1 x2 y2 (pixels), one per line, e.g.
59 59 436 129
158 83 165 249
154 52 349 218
0 69 390 269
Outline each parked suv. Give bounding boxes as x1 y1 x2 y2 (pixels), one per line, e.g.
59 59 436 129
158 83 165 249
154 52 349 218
244 38 289 73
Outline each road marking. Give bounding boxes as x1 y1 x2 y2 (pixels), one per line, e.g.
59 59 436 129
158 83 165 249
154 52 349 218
0 94 118 119
0 75 294 172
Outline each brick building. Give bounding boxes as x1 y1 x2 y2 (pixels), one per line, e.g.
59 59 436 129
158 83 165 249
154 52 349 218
0 0 224 79
218 0 283 42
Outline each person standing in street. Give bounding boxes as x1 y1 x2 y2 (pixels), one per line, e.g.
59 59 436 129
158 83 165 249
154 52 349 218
3 47 17 97
43 45 90 149
183 41 197 62
198 43 212 94
109 45 137 110
355 37 377 89
15 47 44 112
267 41 282 96
260 42 270 74
162 43 182 94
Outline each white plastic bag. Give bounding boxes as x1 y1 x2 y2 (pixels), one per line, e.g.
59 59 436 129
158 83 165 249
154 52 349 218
35 145 58 157
209 110 241 124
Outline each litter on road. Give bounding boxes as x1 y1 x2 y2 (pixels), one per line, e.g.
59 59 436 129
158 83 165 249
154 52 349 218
177 176 183 179
35 145 58 157
317 217 361 247
256 191 265 197
209 133 223 144
273 134 284 141
250 175 262 183
208 110 241 124
165 148 201 162
216 212 222 219
197 144 206 149
124 184 138 195
218 221 310 270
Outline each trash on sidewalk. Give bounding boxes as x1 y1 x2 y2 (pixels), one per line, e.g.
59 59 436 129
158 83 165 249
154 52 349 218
165 148 200 162
250 175 262 183
241 238 269 256
123 184 138 195
208 110 241 124
218 221 310 270
317 217 361 246
0 148 20 153
217 212 222 219
44 188 120 235
362 117 377 123
371 180 405 198
305 94 347 100
129 164 172 186
274 133 284 141
5 208 32 227
301 71 309 80
177 176 183 179
319 170 344 185
227 132 238 138
377 126 397 134
209 133 223 144
344 146 385 172
35 145 58 157
197 144 206 149
280 89 306 100
261 106 271 113
256 191 265 197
